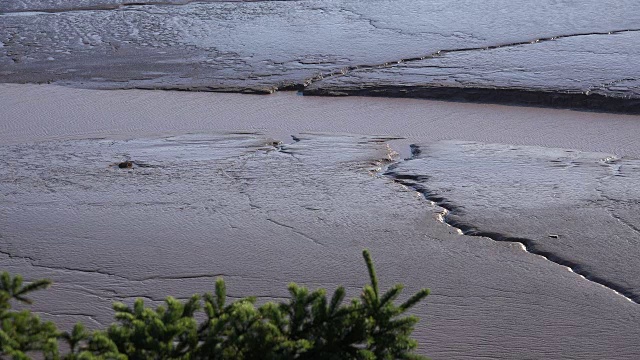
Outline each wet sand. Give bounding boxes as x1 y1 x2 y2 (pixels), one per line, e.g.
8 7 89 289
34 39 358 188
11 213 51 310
2 84 640 359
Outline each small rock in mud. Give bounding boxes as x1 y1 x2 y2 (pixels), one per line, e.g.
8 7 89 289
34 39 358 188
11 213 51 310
118 161 133 169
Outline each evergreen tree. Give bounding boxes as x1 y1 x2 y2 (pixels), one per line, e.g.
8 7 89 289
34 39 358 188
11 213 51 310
0 272 59 359
0 250 430 359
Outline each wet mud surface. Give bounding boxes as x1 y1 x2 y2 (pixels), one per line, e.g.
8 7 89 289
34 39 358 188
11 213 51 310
0 0 289 14
386 141 640 303
1 0 640 111
305 30 640 113
1 133 640 359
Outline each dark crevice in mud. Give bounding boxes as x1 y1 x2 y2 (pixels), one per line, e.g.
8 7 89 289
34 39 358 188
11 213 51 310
0 248 39 263
306 86 640 115
0 245 133 280
138 273 228 281
266 218 324 246
302 28 640 114
118 293 288 303
382 145 639 304
0 247 239 283
108 85 277 95
1 248 154 282
303 28 640 86
275 83 306 92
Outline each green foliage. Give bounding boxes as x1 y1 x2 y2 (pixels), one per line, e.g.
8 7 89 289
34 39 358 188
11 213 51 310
1 250 430 359
0 272 59 360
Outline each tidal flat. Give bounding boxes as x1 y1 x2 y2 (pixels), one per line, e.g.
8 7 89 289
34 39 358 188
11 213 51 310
2 0 640 357
2 0 640 112
2 84 640 359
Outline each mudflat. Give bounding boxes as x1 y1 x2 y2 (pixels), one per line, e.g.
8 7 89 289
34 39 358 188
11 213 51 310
1 84 640 359
3 1 640 358
2 0 640 112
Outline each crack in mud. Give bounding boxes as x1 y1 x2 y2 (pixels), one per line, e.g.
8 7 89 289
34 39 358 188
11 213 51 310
33 311 104 326
0 248 236 283
116 293 289 303
301 27 640 89
266 218 323 246
382 145 639 305
299 28 640 113
606 208 640 237
335 7 487 42
138 273 228 281
0 244 143 281
2 2 639 112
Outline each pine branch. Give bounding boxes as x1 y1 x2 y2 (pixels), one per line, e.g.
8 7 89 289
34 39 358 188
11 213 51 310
362 250 379 299
15 279 52 297
379 284 404 308
399 289 430 312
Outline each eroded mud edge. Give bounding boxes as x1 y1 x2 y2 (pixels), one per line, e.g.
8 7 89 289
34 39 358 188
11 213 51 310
299 28 640 114
36 82 640 114
3 22 640 113
302 86 640 114
87 82 640 114
382 145 639 304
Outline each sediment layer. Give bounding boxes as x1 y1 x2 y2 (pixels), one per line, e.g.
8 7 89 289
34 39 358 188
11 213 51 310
2 0 640 112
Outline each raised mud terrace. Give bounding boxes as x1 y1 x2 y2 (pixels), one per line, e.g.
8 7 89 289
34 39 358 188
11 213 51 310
1 0 640 113
304 85 640 114
385 141 640 304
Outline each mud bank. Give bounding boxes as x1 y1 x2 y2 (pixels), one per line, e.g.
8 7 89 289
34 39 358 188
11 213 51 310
2 0 640 112
385 141 640 303
304 28 640 113
2 84 640 358
1 133 640 359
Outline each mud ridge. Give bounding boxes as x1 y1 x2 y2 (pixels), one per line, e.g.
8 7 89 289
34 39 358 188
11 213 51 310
383 146 639 304
100 85 277 95
302 28 640 86
301 28 640 113
305 86 640 114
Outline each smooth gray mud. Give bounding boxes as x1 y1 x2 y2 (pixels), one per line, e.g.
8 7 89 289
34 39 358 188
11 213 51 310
1 0 640 112
1 133 640 359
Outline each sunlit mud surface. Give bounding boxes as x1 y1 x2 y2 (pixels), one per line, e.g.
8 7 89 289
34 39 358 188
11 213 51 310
1 0 274 13
386 141 640 303
1 133 640 359
1 0 640 111
305 30 640 112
